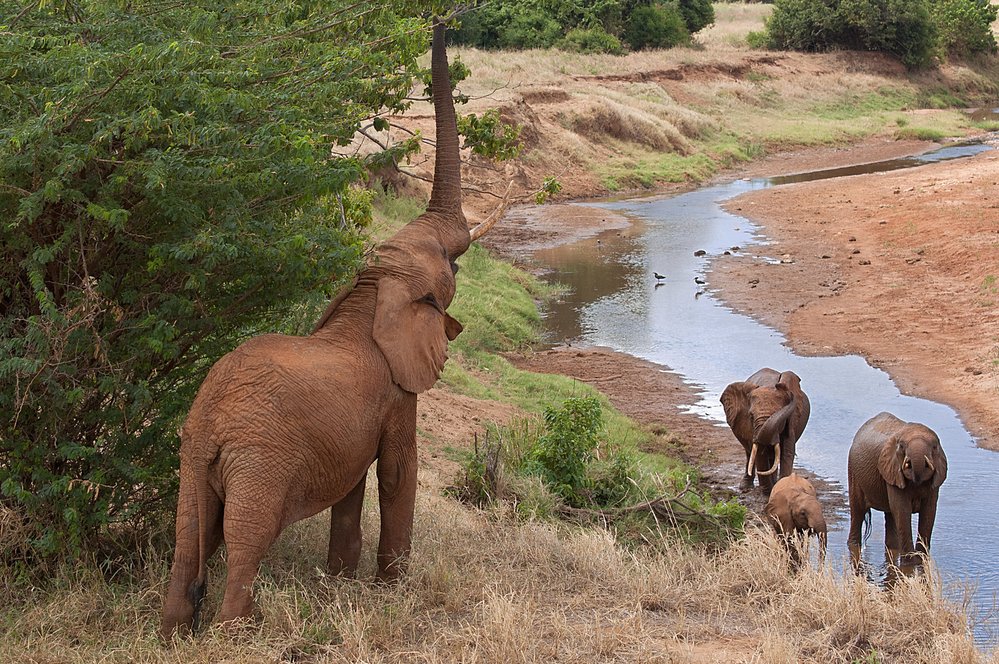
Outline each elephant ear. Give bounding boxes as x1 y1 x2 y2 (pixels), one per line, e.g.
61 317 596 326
373 275 460 394
764 495 793 535
878 436 906 489
721 381 754 444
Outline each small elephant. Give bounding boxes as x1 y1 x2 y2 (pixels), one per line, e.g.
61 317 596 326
764 473 827 567
721 368 811 492
847 412 947 567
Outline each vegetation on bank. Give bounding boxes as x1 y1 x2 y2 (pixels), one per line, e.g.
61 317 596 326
756 0 998 68
452 0 716 53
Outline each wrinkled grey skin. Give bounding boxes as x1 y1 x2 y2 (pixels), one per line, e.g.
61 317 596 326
765 473 827 568
847 412 947 567
161 21 470 638
721 368 811 493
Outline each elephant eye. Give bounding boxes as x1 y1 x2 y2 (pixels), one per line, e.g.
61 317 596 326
418 292 444 314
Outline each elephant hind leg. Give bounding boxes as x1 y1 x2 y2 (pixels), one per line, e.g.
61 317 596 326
217 492 285 625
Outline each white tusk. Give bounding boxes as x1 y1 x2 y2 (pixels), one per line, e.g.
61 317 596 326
469 181 514 241
758 442 781 476
747 443 758 476
924 455 934 474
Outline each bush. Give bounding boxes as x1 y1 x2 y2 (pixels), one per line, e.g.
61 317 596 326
624 3 691 50
678 0 716 34
764 0 939 68
526 397 603 506
0 1 430 563
498 10 563 49
930 0 998 57
559 27 626 54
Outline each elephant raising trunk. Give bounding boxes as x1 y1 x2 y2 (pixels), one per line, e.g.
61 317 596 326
721 368 811 493
161 19 493 638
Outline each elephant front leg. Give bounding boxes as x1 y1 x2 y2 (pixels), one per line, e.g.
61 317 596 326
779 439 796 479
915 493 938 556
740 443 755 490
887 491 916 566
375 418 418 582
328 474 368 577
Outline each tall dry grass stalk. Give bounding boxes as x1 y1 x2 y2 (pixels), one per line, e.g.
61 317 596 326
1 479 992 663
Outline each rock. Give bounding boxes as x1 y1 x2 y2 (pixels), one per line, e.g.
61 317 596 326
848 236 857 242
723 251 731 255
859 259 871 265
694 249 707 257
852 249 861 254
820 254 831 259
730 246 741 251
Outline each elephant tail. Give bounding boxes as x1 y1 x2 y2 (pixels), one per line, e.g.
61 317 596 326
861 510 872 546
188 453 217 632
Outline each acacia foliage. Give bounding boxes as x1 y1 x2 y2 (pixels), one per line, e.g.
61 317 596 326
0 0 454 562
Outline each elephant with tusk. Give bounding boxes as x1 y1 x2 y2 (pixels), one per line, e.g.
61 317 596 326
721 368 811 493
847 412 947 569
160 19 491 638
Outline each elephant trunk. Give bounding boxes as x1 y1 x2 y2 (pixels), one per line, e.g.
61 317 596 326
756 397 795 450
426 19 471 259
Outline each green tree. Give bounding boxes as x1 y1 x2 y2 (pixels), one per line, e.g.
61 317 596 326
624 3 690 50
0 0 454 562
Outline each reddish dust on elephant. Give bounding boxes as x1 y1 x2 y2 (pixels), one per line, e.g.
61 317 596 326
160 21 484 637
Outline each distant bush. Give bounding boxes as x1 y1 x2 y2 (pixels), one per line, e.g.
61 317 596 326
930 0 998 56
678 0 716 34
452 0 714 52
764 0 938 68
498 10 563 49
763 0 997 66
624 4 691 50
559 27 625 54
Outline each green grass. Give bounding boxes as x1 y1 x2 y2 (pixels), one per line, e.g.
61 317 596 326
894 126 949 141
598 134 760 190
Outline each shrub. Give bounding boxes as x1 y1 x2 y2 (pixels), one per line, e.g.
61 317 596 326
498 10 563 49
678 0 716 34
526 397 603 506
0 2 433 563
624 3 691 50
764 0 938 68
930 0 998 57
559 27 626 54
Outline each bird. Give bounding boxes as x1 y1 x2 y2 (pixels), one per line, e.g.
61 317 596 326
654 272 666 281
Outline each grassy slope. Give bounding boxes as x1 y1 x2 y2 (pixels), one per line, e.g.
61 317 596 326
4 5 998 662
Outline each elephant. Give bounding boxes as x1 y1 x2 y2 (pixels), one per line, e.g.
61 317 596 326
847 412 947 568
720 368 810 493
160 20 494 638
764 473 827 568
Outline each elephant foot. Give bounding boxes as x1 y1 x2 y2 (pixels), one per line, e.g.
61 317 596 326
739 475 754 492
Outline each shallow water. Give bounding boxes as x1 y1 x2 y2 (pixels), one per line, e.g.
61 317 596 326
531 142 998 644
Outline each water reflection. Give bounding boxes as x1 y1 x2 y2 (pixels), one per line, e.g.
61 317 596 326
530 141 998 644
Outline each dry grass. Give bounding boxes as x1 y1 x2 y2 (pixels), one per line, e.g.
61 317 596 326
2 468 993 662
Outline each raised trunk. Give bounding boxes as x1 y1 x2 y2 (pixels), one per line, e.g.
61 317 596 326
426 19 470 258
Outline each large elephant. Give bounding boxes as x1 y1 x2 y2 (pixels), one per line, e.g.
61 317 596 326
764 473 827 568
720 368 810 493
160 21 491 637
847 412 947 567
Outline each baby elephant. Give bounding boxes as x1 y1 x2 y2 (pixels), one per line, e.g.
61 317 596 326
847 412 947 567
765 473 827 567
